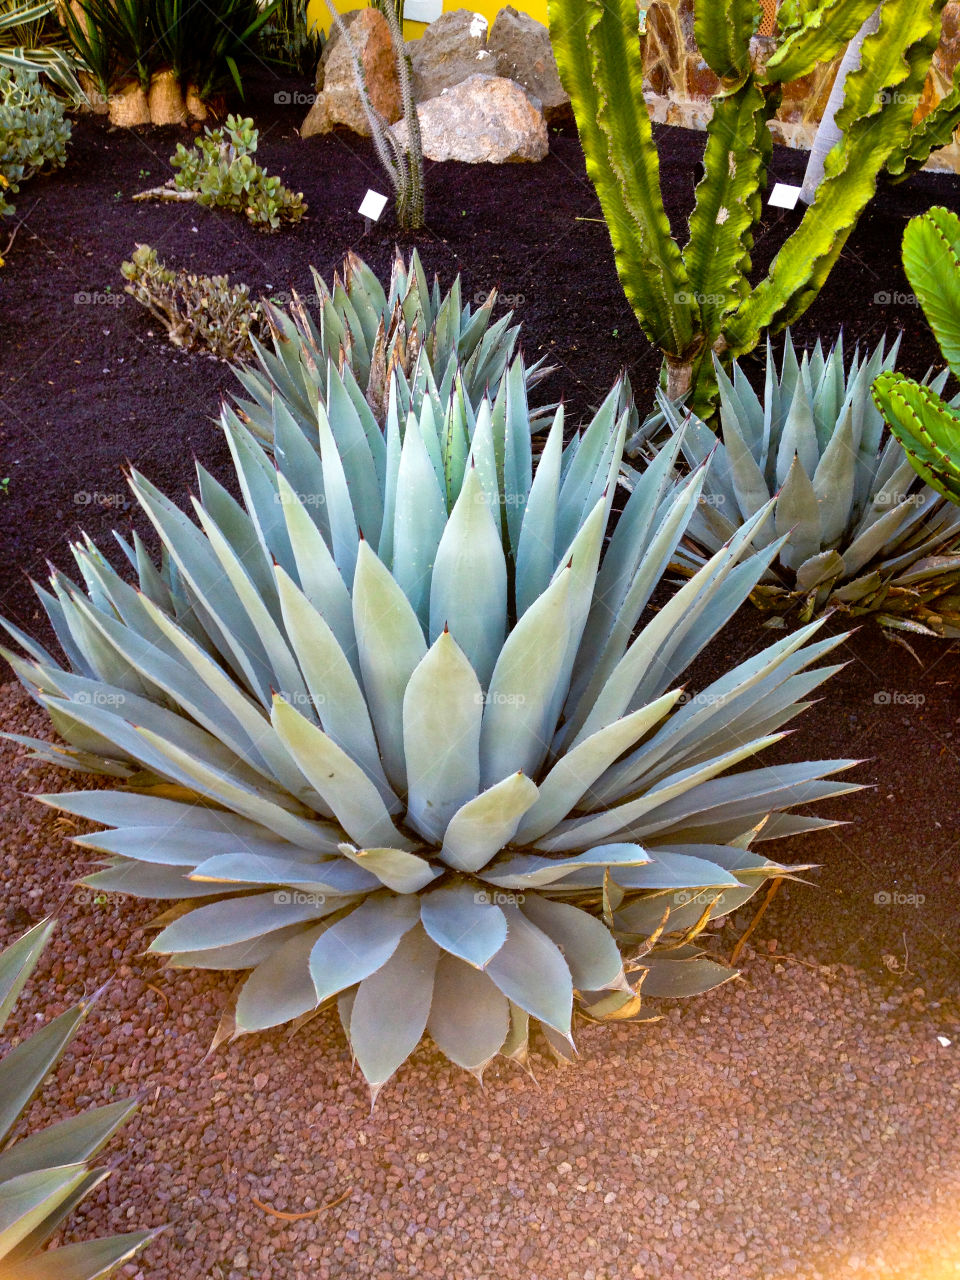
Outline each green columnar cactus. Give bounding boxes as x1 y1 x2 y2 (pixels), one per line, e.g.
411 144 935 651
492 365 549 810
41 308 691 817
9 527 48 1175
886 77 960 182
547 0 950 420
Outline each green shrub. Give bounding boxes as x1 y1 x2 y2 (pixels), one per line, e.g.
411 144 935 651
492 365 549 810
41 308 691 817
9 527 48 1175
152 0 280 99
1 356 856 1095
0 0 84 97
170 115 306 230
0 67 69 218
61 0 277 101
256 0 322 77
121 243 269 360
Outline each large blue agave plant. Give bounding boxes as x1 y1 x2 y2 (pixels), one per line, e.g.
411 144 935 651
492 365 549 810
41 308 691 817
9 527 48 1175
2 354 857 1097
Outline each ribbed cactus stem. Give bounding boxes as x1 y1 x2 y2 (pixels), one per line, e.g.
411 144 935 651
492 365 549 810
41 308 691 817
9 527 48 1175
383 0 424 229
326 0 401 189
550 0 946 421
799 7 881 204
326 0 424 231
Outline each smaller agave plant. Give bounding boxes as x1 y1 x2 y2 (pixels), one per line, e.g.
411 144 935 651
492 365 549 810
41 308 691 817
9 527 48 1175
0 920 156 1280
873 206 960 506
234 247 555 436
630 333 960 635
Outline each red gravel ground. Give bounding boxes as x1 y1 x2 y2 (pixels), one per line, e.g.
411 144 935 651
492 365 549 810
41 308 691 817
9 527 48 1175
3 681 960 1280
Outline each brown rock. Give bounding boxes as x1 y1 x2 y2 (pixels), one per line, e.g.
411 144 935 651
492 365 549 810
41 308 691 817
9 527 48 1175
407 9 498 102
486 6 571 122
685 58 720 100
942 0 960 47
301 7 401 138
300 94 336 137
315 7 363 85
779 58 839 124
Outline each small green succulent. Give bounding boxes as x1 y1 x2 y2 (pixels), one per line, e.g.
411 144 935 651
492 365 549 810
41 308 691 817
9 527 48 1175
0 68 70 220
121 244 269 361
0 920 156 1280
632 333 960 636
169 115 305 230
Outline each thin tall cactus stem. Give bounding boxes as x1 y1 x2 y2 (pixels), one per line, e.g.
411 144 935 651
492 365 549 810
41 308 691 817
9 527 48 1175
382 0 424 228
325 0 425 230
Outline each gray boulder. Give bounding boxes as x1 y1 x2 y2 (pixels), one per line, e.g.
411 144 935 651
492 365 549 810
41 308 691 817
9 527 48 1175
392 73 548 163
407 9 498 102
487 5 571 123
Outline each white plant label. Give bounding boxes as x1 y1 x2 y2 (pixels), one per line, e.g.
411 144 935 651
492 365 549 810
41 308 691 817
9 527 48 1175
358 190 389 221
769 183 802 210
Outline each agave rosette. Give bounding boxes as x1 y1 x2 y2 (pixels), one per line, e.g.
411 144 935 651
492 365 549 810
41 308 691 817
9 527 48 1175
633 334 960 635
235 247 555 438
0 921 155 1280
3 365 856 1094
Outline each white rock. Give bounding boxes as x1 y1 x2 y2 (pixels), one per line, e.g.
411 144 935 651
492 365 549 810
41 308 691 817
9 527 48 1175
392 74 548 164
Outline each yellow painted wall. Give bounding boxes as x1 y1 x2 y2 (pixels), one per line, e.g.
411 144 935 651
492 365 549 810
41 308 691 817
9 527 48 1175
307 0 549 42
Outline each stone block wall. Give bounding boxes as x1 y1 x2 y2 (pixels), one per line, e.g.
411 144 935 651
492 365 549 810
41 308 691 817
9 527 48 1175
641 0 960 172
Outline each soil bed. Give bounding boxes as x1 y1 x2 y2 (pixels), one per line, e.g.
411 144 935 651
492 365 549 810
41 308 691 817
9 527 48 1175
1 75 959 1189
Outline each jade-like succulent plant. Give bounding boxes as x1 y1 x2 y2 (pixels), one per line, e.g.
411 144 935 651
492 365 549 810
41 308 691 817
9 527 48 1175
0 68 70 220
121 244 270 361
134 115 306 230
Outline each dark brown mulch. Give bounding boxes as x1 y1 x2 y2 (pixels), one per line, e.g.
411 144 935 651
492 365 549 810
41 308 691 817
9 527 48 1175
1 73 959 996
